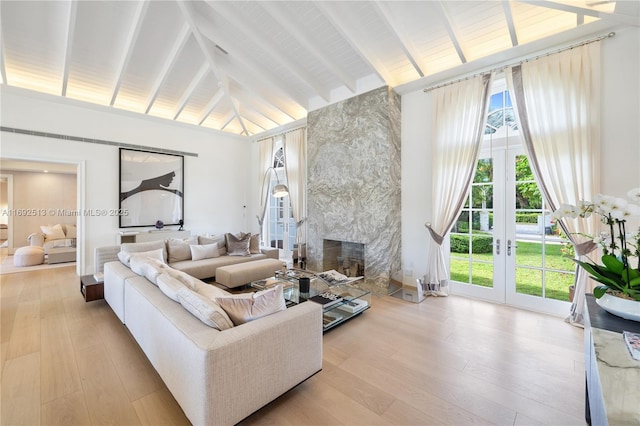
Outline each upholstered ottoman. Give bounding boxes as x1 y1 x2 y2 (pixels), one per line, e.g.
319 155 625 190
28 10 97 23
14 246 45 267
216 258 283 288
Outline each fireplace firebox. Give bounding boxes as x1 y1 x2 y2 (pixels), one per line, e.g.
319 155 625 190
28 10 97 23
323 239 364 277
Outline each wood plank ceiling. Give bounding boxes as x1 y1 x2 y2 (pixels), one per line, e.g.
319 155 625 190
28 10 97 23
0 1 636 137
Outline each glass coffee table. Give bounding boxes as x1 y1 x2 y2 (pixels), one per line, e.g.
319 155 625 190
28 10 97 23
251 269 371 331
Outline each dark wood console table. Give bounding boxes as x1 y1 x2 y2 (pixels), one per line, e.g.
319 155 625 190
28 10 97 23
584 294 640 425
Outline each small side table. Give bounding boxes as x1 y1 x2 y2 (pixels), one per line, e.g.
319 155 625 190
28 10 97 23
80 275 104 302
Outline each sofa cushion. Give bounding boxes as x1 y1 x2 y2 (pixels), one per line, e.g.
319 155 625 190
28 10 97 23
164 267 204 291
119 247 165 268
190 243 220 261
226 233 251 256
167 236 198 263
41 224 66 241
121 240 168 263
198 235 227 255
215 284 287 325
157 273 184 302
177 287 234 330
130 256 168 285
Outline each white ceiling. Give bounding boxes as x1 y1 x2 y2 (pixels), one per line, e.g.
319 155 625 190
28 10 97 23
1 1 638 137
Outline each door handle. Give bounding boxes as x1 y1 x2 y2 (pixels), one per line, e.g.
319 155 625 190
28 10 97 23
495 238 500 255
507 239 518 256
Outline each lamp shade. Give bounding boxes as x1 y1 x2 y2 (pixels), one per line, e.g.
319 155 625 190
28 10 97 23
272 183 289 198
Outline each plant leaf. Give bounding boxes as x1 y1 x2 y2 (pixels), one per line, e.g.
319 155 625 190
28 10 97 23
601 254 624 274
593 285 608 298
575 260 625 288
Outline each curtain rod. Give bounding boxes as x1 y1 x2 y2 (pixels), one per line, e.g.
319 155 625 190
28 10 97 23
423 31 615 93
256 125 306 143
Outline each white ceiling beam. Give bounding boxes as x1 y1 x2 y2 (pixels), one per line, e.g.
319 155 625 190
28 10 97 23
502 0 519 47
231 88 290 127
220 111 235 132
173 62 209 120
144 24 190 114
237 101 281 129
178 1 248 136
195 17 307 118
201 29 308 114
259 2 357 93
372 1 425 78
110 1 149 106
61 0 78 96
314 2 394 85
218 56 304 121
197 88 225 125
435 1 467 64
238 110 268 133
205 1 331 103
517 1 640 26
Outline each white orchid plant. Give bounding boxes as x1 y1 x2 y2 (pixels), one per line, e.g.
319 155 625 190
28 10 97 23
552 188 640 301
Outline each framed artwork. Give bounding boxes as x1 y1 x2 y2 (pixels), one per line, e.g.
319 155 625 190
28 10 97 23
119 148 184 228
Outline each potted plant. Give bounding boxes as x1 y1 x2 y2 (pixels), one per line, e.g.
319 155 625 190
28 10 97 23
552 189 640 321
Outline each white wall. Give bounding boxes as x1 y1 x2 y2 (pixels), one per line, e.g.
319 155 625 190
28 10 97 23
400 26 640 285
0 86 253 274
9 170 77 246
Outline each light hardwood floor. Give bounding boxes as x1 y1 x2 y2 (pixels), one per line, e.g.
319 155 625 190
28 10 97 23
1 265 586 425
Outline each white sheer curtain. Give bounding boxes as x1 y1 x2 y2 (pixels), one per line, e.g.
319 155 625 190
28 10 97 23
506 42 601 325
283 128 307 260
257 137 274 239
424 73 493 296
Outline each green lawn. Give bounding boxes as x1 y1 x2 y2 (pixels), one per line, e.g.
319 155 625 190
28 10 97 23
450 241 576 301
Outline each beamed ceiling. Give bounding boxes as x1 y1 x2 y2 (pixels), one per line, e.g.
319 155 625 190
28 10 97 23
1 1 638 137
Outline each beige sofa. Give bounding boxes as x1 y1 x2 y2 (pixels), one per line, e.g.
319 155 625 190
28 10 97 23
95 235 279 282
28 223 76 254
97 246 323 425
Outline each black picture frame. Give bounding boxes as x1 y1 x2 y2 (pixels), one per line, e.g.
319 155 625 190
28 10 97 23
119 148 184 228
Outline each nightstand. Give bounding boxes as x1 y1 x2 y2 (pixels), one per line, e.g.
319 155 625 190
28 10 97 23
80 274 104 302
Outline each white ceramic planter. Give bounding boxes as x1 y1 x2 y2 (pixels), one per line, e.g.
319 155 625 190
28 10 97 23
595 293 640 322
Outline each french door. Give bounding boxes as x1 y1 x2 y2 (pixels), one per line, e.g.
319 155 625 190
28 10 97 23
449 146 574 316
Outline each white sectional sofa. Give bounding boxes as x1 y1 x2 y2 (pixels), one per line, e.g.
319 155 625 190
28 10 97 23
98 243 323 425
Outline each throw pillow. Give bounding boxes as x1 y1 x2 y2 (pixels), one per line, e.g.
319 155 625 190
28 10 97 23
164 267 203 292
41 224 66 241
157 273 185 302
118 247 165 268
190 243 220 261
121 240 167 263
198 235 227 255
64 224 77 239
215 284 286 325
177 287 234 330
225 233 251 256
167 236 197 263
246 233 261 254
130 256 167 285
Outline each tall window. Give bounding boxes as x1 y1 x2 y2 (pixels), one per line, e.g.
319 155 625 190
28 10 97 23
265 146 296 254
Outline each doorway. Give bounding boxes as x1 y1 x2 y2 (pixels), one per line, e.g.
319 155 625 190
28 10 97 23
448 146 575 316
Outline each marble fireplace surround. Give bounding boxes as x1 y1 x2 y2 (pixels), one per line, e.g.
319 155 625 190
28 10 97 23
306 86 401 294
